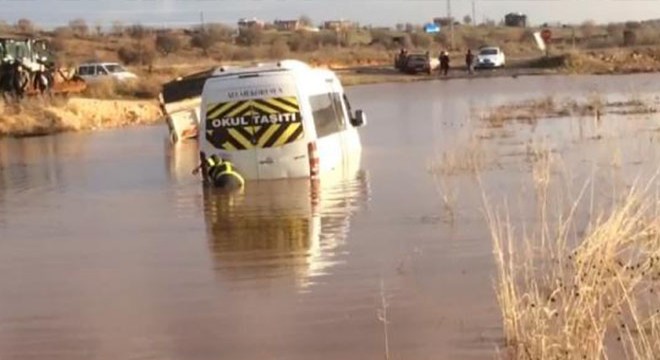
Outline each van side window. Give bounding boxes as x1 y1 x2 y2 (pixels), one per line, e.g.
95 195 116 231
96 65 108 75
309 93 346 138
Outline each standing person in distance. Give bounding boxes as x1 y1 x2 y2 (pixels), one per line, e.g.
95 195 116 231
465 49 474 74
439 51 450 77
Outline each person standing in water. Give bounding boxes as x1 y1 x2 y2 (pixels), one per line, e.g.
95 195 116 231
465 49 474 74
439 51 450 76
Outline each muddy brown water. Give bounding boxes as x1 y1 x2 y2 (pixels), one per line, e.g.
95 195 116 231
1 74 660 360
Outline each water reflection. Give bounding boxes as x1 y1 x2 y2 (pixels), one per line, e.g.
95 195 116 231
164 139 199 184
0 135 86 193
202 163 370 289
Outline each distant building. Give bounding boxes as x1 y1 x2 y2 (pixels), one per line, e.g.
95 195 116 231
274 19 300 31
323 19 354 31
238 17 265 29
504 13 527 27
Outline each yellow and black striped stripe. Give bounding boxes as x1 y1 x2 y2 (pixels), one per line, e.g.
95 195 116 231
205 97 303 150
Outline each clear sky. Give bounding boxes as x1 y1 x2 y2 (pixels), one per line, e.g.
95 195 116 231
2 0 660 28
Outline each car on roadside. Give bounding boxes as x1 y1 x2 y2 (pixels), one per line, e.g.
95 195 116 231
475 46 506 69
395 53 439 75
76 62 138 82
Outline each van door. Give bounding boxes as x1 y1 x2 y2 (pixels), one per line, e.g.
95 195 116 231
252 75 308 179
203 73 307 180
309 88 349 175
338 92 362 168
252 94 308 179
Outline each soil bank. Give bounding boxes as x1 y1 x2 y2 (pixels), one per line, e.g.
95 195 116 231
0 97 162 137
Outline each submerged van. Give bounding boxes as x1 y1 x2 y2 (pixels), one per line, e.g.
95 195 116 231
199 60 367 180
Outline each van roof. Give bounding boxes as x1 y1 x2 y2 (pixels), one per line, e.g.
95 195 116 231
210 59 313 78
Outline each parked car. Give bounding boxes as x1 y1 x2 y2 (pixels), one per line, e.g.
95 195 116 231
395 53 439 75
76 62 138 82
475 47 506 69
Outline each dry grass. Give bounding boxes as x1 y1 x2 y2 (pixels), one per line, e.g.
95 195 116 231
482 96 603 127
484 166 660 359
0 96 161 137
82 78 162 100
435 97 660 358
482 94 656 128
427 136 492 177
563 48 660 74
427 125 504 222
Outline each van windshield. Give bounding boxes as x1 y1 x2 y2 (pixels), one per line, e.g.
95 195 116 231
309 92 346 138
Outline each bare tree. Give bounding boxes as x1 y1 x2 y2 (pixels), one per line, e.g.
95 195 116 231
191 24 234 56
118 44 155 66
127 24 150 40
299 15 313 27
191 31 217 56
68 18 89 37
16 18 35 34
580 20 597 39
155 32 182 56
111 21 125 36
236 27 264 46
94 21 103 37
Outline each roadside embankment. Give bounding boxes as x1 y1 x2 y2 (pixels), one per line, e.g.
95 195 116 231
335 47 660 85
0 97 162 137
3 47 660 138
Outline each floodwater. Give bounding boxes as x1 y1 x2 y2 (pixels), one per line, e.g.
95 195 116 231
2 73 660 360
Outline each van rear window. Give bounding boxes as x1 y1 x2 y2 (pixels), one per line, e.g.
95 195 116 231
309 93 346 138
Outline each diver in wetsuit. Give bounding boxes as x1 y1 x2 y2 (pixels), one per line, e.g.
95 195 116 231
198 152 245 191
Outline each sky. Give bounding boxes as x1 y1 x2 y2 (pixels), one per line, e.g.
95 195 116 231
2 0 660 29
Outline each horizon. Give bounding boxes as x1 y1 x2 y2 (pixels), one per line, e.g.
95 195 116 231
2 0 660 29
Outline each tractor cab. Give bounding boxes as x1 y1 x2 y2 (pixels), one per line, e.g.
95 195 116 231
0 36 51 71
0 36 85 97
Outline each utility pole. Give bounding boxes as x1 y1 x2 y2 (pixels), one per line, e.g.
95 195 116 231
472 0 476 26
447 0 454 50
200 11 205 31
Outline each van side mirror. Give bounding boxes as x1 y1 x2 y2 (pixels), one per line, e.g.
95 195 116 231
351 110 367 127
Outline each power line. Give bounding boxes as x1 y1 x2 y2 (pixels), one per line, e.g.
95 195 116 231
447 0 454 49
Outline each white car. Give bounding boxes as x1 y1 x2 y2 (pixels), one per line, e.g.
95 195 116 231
475 47 506 69
76 62 138 82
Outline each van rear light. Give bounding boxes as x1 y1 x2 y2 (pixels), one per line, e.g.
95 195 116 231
307 141 319 178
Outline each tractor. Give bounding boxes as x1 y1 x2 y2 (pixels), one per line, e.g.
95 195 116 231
0 36 86 100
